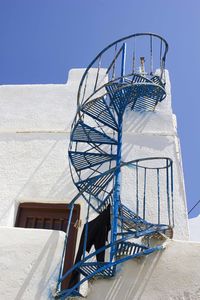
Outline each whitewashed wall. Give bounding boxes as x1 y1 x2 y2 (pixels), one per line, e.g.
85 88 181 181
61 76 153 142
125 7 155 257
0 227 65 300
0 69 189 238
189 215 200 241
0 69 81 227
0 68 191 299
87 239 200 300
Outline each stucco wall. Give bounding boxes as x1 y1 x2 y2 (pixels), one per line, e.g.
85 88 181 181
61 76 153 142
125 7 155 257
0 68 189 239
189 215 200 241
87 239 200 300
0 68 192 299
0 69 81 227
0 227 65 300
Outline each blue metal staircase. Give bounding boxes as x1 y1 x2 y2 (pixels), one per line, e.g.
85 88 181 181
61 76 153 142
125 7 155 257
54 33 174 299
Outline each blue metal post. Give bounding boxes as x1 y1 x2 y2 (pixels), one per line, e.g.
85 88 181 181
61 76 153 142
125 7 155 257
136 162 139 215
110 113 123 261
157 168 160 224
143 168 147 220
120 43 126 82
170 162 174 226
166 159 171 226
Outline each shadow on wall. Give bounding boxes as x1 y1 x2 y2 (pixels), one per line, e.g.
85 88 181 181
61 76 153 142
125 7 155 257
0 138 76 226
87 240 200 300
122 135 173 162
88 250 163 300
124 111 153 133
14 231 61 300
122 111 174 160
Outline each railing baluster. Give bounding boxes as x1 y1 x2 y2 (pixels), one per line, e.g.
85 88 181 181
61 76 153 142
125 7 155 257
132 37 136 74
150 35 153 75
136 161 139 215
106 43 124 76
82 72 88 104
160 39 163 69
170 161 174 226
166 159 171 226
112 44 117 80
157 168 160 224
143 168 147 220
120 43 126 82
94 55 101 92
83 195 91 259
160 39 164 79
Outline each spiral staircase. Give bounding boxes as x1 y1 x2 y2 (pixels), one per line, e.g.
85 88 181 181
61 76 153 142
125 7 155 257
54 33 174 299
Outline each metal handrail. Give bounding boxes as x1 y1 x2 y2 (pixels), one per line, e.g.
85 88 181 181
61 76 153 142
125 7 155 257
77 33 168 107
123 157 173 170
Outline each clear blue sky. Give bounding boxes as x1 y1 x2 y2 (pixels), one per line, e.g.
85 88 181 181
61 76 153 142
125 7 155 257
0 0 200 217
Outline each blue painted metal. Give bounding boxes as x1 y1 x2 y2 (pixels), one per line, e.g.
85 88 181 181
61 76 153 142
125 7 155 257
54 34 175 299
136 161 139 215
166 159 170 225
81 96 118 131
120 43 126 82
170 161 174 226
69 151 117 172
71 120 117 145
111 113 123 261
157 168 160 224
55 241 163 299
143 168 147 220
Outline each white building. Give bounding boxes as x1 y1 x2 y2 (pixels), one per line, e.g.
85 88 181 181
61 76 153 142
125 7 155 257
0 34 199 300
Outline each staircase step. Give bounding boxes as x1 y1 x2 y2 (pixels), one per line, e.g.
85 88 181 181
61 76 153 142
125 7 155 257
120 204 147 226
69 151 116 172
119 204 172 238
96 192 113 212
151 75 165 88
116 241 148 257
78 262 114 278
71 121 117 145
81 97 118 131
106 83 135 113
125 74 152 84
106 79 165 113
76 170 115 197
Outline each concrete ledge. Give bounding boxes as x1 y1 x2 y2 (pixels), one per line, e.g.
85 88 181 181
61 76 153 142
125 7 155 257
0 227 65 300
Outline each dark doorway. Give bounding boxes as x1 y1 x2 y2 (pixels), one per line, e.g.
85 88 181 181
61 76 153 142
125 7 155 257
15 202 80 289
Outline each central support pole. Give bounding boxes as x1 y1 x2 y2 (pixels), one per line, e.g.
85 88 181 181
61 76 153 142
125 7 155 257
110 112 123 261
110 44 126 261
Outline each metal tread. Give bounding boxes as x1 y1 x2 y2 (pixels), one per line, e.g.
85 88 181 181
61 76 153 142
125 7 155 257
71 120 117 145
81 97 118 131
78 262 114 278
106 81 165 113
76 170 115 197
119 203 171 238
69 151 117 172
56 242 163 299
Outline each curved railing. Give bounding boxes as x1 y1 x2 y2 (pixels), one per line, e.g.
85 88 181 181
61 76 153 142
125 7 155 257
77 33 168 107
122 157 174 227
